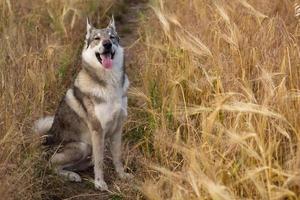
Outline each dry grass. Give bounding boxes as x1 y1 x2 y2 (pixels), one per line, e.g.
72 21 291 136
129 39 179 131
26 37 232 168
129 0 300 199
1 0 300 199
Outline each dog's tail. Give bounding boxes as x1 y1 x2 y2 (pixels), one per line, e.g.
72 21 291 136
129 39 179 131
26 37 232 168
33 116 54 136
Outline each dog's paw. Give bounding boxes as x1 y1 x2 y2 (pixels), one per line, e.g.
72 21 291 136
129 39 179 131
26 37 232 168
68 172 82 182
118 172 134 180
94 179 108 191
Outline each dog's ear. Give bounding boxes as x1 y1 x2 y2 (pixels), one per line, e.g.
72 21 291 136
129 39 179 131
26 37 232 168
86 17 93 38
107 15 116 30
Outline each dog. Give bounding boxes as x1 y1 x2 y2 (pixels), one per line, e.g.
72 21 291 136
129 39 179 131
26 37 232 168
34 17 132 191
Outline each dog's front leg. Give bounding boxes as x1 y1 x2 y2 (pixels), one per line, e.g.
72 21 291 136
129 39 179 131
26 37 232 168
82 98 107 191
110 125 133 180
91 128 107 191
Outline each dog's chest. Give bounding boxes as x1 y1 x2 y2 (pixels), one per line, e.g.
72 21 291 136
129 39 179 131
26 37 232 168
94 87 125 131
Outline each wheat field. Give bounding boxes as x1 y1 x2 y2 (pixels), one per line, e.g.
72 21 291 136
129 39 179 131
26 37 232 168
0 0 300 199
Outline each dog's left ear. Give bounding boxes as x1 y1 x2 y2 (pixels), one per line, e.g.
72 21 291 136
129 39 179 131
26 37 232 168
108 15 116 30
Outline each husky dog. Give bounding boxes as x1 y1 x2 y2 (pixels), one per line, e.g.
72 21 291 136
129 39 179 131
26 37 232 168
34 17 132 191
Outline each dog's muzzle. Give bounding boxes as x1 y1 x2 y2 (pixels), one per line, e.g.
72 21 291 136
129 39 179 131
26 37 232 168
95 40 115 69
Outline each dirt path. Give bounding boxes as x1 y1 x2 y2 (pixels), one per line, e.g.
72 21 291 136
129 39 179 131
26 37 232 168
118 0 147 80
45 1 147 200
118 1 146 47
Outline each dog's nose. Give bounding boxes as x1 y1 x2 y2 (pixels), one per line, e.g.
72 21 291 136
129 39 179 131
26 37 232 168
102 40 112 49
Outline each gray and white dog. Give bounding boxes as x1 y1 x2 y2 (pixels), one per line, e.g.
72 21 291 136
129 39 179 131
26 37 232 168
34 17 132 191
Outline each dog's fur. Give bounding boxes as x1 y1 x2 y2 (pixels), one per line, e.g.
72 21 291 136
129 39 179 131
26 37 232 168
34 17 132 191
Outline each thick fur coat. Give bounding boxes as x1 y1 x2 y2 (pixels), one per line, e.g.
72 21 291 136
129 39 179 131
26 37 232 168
34 17 132 191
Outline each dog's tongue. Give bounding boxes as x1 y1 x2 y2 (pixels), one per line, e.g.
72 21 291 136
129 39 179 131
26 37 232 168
100 54 112 69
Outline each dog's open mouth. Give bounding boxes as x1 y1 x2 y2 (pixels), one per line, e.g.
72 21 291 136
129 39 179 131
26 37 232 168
95 51 115 69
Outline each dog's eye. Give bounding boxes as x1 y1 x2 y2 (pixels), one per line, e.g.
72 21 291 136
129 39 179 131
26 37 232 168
94 37 101 40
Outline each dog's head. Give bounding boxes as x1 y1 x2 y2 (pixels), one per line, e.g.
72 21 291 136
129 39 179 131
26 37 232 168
82 17 121 70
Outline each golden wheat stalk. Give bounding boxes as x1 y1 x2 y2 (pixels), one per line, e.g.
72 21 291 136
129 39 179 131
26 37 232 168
295 3 300 20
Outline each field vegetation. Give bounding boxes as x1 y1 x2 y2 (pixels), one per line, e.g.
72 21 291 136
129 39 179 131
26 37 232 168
0 0 300 199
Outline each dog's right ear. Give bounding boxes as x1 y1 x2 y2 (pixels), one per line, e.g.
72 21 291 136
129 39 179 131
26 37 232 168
86 17 93 39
